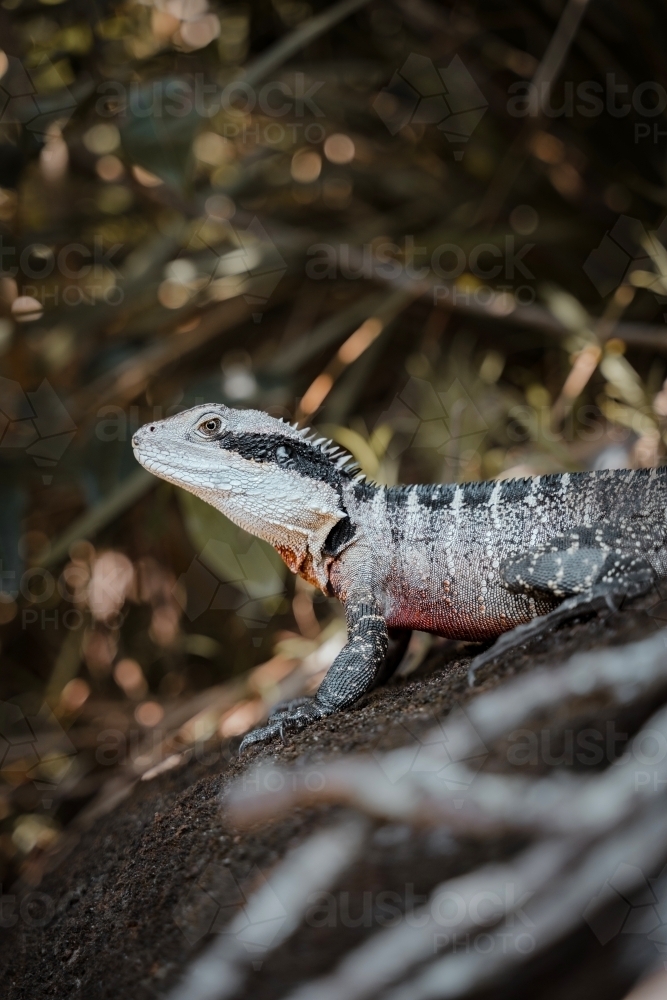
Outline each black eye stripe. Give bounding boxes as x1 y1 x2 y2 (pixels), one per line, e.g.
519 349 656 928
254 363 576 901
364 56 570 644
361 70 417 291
218 432 347 489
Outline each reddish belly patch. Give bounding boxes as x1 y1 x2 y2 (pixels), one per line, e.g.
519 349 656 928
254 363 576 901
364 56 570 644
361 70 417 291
385 601 527 642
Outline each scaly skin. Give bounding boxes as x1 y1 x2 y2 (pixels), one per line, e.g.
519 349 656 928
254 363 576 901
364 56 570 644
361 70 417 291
132 403 667 748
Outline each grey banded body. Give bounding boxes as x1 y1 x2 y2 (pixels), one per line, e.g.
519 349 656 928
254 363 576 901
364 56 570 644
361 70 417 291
133 404 667 747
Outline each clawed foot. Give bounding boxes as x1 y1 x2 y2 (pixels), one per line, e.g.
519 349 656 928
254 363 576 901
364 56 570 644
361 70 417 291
267 696 315 721
467 591 612 687
238 697 327 753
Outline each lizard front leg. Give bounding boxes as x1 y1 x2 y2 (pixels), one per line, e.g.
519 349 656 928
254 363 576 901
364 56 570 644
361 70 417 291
239 594 389 752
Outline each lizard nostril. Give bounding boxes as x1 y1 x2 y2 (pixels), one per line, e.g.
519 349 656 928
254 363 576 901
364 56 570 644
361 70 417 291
149 425 156 432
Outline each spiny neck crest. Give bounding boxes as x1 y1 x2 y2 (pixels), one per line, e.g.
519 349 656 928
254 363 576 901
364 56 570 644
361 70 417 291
209 412 368 488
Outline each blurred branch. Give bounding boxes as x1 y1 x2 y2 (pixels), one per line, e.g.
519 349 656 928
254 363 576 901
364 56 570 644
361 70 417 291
265 286 419 380
242 0 374 86
68 296 256 419
252 217 667 351
35 467 155 569
264 290 388 377
167 820 368 1000
474 0 592 226
45 623 85 704
531 0 592 95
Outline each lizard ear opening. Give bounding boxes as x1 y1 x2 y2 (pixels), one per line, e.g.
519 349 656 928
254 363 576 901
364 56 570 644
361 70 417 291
322 515 356 557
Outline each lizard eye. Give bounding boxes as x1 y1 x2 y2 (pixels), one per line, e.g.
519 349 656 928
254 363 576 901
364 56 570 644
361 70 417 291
196 416 222 438
276 444 292 464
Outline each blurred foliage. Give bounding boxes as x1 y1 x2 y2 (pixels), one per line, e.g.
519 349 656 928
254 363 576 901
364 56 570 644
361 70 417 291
1 0 667 877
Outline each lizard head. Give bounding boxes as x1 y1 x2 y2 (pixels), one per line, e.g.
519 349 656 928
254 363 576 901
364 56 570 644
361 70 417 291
132 403 362 590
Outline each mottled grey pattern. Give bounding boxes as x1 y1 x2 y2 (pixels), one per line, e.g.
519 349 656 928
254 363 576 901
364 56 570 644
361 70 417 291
132 404 667 747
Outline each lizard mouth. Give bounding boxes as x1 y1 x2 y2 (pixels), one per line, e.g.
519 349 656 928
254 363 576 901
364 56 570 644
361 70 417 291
134 452 173 480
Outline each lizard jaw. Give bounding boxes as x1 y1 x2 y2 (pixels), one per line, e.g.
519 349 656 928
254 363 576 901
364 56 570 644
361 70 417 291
132 408 348 593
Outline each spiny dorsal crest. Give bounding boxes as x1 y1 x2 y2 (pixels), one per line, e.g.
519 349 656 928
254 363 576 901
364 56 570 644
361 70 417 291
294 422 362 476
221 413 365 482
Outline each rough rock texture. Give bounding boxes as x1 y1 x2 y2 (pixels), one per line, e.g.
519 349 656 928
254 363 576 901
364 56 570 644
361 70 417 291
1 596 666 1000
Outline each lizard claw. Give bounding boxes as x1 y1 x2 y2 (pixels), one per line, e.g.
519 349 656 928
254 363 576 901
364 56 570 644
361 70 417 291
238 698 325 753
605 591 619 613
268 697 315 722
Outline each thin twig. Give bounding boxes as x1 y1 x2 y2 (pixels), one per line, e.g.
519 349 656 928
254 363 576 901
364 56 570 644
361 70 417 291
242 0 374 87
